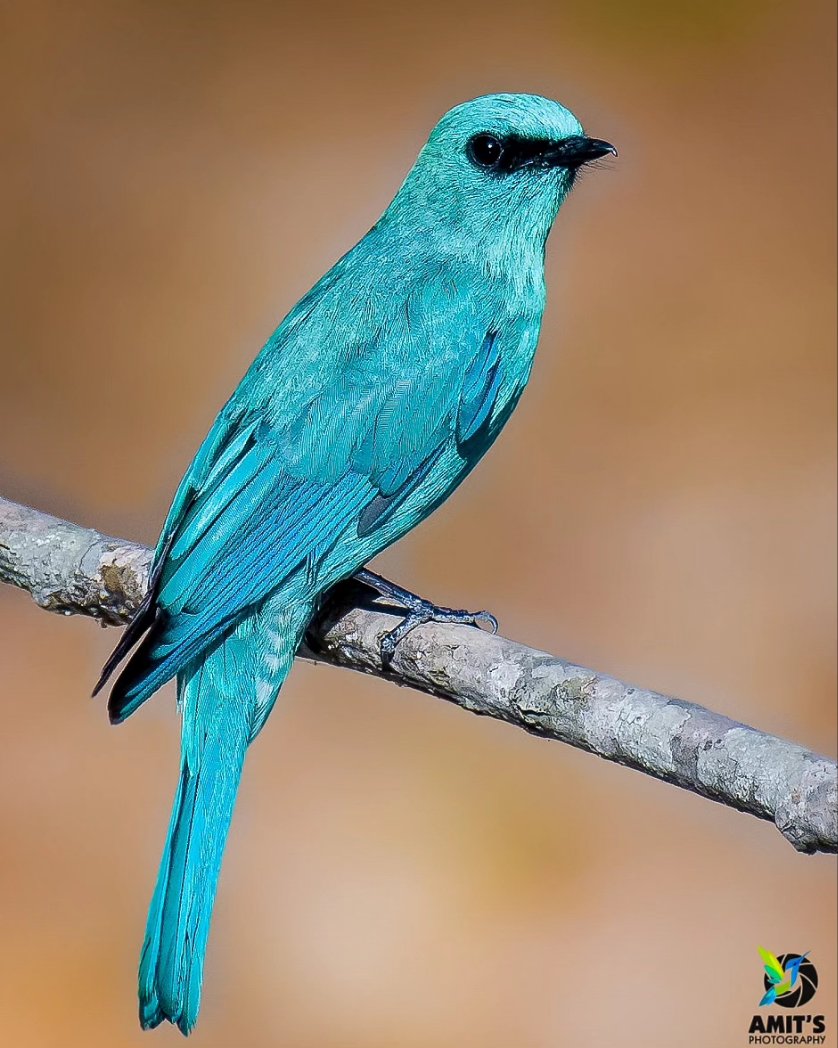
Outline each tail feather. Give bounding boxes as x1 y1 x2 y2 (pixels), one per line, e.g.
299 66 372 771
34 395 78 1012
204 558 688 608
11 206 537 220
138 791 178 1030
135 592 313 1035
137 658 247 1035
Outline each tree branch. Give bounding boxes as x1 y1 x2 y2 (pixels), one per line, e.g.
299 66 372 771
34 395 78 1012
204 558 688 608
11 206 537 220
1 494 835 855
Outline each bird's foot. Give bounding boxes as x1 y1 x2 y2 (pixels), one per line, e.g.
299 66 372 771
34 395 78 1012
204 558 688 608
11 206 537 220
354 568 498 670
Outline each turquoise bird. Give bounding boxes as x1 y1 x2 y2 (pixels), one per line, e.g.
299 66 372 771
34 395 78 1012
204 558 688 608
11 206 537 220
96 93 615 1033
759 948 809 1006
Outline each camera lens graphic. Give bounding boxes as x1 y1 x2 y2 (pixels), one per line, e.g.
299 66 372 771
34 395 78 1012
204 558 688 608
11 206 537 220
764 955 818 1008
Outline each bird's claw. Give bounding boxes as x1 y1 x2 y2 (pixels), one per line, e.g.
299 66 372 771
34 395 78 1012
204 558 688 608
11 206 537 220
473 610 499 635
351 568 499 671
378 600 499 671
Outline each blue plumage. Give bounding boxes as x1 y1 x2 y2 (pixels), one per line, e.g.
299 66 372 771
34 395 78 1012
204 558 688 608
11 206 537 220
97 93 614 1033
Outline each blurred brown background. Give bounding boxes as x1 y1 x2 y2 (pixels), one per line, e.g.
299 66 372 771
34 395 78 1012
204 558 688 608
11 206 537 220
0 2 835 1046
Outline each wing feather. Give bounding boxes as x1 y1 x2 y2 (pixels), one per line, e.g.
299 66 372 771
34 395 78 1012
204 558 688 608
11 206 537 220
104 271 521 719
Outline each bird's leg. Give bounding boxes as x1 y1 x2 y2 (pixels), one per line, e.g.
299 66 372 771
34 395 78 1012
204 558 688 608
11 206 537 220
353 568 498 670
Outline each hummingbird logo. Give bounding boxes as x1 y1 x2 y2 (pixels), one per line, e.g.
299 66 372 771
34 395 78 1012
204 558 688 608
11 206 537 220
758 949 817 1007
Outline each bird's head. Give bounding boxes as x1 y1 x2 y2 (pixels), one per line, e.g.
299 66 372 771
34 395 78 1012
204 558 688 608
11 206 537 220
386 93 615 255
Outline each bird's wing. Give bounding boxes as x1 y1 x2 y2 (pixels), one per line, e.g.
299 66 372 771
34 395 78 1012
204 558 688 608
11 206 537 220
105 290 524 719
157 327 509 628
759 948 786 985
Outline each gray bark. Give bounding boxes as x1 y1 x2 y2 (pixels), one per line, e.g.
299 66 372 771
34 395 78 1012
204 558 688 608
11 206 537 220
1 493 835 855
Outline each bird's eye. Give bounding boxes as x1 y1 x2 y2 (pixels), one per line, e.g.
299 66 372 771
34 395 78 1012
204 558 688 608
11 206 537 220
466 133 505 170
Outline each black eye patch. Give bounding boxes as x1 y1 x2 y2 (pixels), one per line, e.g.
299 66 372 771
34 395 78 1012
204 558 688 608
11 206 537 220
466 133 566 175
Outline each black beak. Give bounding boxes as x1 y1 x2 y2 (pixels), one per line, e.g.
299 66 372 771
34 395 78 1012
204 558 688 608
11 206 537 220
546 136 618 168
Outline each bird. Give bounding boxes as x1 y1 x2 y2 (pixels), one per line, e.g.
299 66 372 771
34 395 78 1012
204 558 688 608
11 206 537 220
95 92 615 1034
759 948 809 1006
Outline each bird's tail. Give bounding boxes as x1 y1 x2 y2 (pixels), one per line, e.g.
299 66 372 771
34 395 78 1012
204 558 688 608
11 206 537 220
138 661 249 1035
138 596 311 1035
